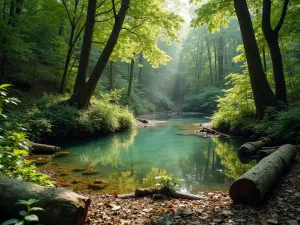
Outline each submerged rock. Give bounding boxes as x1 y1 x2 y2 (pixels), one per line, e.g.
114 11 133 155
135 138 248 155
82 169 99 175
88 179 109 190
53 151 71 158
73 168 87 172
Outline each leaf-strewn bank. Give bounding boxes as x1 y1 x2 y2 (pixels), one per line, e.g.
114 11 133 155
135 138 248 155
81 156 300 224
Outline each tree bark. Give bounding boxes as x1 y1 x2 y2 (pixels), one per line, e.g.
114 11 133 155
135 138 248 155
258 148 277 158
234 0 276 119
127 58 134 102
0 176 91 225
262 46 267 73
70 0 96 99
109 61 114 90
217 35 224 87
138 53 143 85
262 0 289 103
31 143 61 154
71 0 130 108
238 137 272 156
214 44 218 87
230 144 297 204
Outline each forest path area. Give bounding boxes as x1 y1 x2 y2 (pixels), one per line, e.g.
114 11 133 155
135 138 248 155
83 157 300 225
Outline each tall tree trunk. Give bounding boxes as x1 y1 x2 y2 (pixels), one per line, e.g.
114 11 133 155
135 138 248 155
70 0 96 100
127 58 134 102
138 53 143 85
8 0 15 25
262 0 289 103
217 35 224 88
109 61 114 90
197 41 203 92
71 0 130 108
15 0 23 15
206 37 213 86
3 0 6 20
214 44 218 87
234 0 276 119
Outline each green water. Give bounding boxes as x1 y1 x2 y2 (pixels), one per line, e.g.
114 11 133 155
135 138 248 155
47 114 254 194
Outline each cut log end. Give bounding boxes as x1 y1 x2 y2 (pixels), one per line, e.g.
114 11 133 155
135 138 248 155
229 178 260 204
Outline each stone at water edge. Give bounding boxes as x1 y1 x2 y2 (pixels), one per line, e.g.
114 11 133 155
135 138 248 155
82 169 99 175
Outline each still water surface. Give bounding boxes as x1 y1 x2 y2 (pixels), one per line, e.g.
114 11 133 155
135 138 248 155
46 114 254 194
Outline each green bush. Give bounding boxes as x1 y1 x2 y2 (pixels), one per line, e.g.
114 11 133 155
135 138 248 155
182 87 223 113
21 92 135 142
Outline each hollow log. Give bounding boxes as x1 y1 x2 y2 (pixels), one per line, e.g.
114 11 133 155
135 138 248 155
258 149 277 158
0 176 91 225
238 137 272 156
31 142 61 154
230 144 297 204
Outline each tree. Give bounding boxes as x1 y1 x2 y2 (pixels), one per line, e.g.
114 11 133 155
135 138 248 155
234 0 276 118
262 0 289 103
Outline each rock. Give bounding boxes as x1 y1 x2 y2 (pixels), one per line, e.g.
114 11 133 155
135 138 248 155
179 209 194 217
71 180 82 184
267 219 279 224
88 179 109 190
82 169 99 175
73 168 87 172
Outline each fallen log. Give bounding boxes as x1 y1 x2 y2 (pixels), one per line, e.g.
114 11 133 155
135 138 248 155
169 191 205 200
0 176 91 225
199 126 230 138
229 144 297 204
136 118 148 123
238 137 272 156
31 142 61 154
258 149 277 158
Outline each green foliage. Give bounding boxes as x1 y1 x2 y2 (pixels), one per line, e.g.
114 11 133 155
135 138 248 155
0 85 53 186
182 87 223 113
154 175 182 192
21 93 135 142
142 168 169 188
1 199 44 225
253 105 300 143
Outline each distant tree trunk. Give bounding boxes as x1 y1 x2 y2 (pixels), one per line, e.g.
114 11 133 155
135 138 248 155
138 53 143 85
8 0 15 25
127 58 134 102
109 61 114 90
262 0 289 103
70 0 96 100
70 0 130 108
217 35 224 88
15 0 23 15
234 0 276 119
197 41 203 92
206 37 213 86
3 0 6 20
214 44 218 87
60 0 80 94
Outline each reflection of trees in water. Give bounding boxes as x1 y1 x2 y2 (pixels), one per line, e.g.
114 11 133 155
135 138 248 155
212 138 256 180
79 129 138 168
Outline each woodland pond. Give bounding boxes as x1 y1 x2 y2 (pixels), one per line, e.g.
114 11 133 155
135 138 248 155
43 114 255 194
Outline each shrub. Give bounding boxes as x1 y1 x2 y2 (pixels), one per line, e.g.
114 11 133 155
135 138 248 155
182 87 223 113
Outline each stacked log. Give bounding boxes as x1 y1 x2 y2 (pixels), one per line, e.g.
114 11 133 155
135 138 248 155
238 137 272 156
229 144 297 204
0 176 91 225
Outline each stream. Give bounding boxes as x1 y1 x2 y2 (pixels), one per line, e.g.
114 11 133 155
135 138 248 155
43 114 255 194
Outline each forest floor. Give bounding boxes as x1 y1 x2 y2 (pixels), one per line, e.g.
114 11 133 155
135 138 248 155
79 157 300 225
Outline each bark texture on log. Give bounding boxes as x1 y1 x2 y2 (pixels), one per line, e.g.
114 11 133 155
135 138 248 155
0 176 91 225
238 137 272 156
169 191 205 200
31 142 61 154
230 144 297 204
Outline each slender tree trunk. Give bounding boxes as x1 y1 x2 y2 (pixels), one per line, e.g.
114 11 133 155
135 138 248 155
60 0 79 93
197 41 203 92
15 0 23 15
262 0 289 103
109 61 114 90
206 37 213 86
70 0 96 100
138 54 143 85
72 0 130 108
217 35 224 87
3 0 6 20
214 44 218 87
8 0 15 25
127 58 134 102
234 0 276 119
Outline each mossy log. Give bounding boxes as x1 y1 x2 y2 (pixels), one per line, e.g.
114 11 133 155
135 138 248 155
0 176 91 225
230 144 297 204
258 149 277 158
31 142 60 154
238 137 272 156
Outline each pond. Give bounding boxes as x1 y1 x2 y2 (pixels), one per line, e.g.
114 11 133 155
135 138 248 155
43 114 255 194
